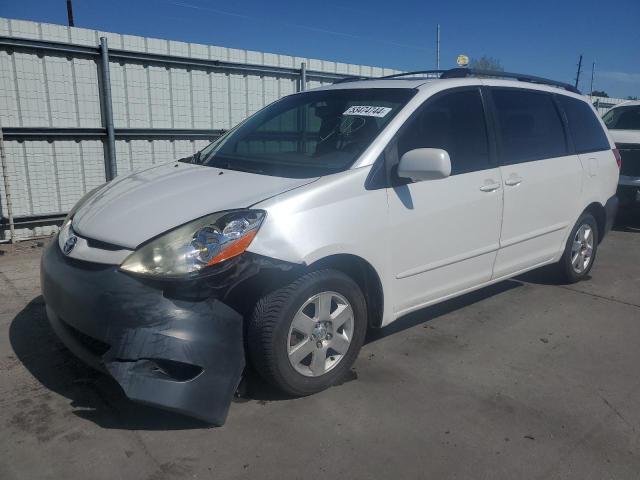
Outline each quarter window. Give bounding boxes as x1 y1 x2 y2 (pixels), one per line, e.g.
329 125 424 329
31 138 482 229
492 89 568 164
397 89 491 175
559 96 612 152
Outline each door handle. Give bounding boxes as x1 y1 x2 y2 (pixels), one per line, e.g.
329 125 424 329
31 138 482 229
504 176 523 186
479 182 501 192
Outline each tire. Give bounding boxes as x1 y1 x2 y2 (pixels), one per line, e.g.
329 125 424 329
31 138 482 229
557 212 599 283
248 269 367 396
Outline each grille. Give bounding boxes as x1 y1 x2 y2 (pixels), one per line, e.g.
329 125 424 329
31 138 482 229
619 146 640 177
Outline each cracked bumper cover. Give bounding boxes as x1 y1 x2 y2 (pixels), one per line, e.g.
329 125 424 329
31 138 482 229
40 238 246 425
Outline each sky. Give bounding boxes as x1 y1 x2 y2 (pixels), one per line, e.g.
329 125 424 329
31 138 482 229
1 0 639 98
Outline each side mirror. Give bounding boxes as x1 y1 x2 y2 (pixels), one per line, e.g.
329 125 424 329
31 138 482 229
397 148 451 182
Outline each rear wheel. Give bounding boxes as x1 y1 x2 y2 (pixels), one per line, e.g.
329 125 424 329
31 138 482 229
557 213 599 283
248 269 367 396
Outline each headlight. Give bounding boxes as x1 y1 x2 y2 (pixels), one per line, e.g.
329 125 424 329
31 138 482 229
119 210 266 278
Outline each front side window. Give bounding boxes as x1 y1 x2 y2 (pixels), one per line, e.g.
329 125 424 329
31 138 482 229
199 88 416 178
558 96 611 153
602 105 640 131
397 89 491 175
492 89 568 164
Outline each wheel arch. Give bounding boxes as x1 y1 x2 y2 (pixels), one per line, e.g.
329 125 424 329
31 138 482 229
583 201 606 243
306 254 385 329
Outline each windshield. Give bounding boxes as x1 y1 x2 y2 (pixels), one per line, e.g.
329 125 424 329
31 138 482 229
603 105 640 130
199 88 416 178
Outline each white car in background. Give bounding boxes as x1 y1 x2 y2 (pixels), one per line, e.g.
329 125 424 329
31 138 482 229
603 100 640 207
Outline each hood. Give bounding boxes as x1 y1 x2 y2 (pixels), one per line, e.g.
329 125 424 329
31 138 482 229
609 129 640 145
73 162 317 249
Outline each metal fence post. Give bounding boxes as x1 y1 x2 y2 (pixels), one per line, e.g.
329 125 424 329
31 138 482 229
299 62 306 92
99 37 117 181
0 123 16 243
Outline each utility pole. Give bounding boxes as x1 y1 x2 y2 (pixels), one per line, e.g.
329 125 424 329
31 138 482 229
574 54 583 89
590 61 596 96
436 24 441 70
66 0 74 27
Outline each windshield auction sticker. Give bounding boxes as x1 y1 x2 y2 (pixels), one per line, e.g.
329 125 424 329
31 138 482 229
343 105 392 118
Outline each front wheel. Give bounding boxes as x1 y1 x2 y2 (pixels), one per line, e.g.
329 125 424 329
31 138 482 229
557 212 599 283
247 269 367 396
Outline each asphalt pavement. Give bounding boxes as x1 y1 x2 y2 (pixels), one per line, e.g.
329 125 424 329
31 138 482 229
1 215 639 479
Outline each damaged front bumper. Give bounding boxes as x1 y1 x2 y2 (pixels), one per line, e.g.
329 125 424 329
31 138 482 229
40 238 247 425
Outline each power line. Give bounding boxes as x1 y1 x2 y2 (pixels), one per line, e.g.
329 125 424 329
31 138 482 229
164 0 430 52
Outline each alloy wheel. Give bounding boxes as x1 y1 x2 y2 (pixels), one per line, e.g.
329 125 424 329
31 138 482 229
287 291 354 377
571 223 594 274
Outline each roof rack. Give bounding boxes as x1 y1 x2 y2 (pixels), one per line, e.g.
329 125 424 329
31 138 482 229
440 68 580 94
333 67 580 94
379 70 446 79
332 76 369 84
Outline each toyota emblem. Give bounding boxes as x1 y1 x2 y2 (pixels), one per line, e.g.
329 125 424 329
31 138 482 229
63 235 78 255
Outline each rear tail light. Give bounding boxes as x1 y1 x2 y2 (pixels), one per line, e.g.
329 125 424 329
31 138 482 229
613 148 622 169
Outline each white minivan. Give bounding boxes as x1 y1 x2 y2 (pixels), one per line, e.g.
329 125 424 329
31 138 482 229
41 68 620 425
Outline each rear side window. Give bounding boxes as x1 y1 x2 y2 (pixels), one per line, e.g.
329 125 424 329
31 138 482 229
558 96 610 153
397 89 491 175
492 89 568 164
602 105 640 131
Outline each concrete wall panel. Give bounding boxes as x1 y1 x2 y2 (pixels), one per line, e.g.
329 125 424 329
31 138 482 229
125 63 151 128
170 68 192 128
0 51 19 127
54 140 86 211
191 69 212 129
148 66 172 128
13 53 49 126
109 62 128 127
43 56 77 127
73 58 101 127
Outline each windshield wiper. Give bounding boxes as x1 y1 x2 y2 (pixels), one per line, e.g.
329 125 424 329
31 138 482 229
208 155 267 175
218 162 265 175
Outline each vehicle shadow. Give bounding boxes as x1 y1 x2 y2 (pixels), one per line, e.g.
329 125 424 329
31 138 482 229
243 279 525 401
365 279 522 343
514 264 580 286
9 296 210 430
11 279 525 422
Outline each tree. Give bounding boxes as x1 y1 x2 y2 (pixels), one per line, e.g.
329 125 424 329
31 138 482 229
591 90 609 98
627 96 638 100
469 56 504 72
